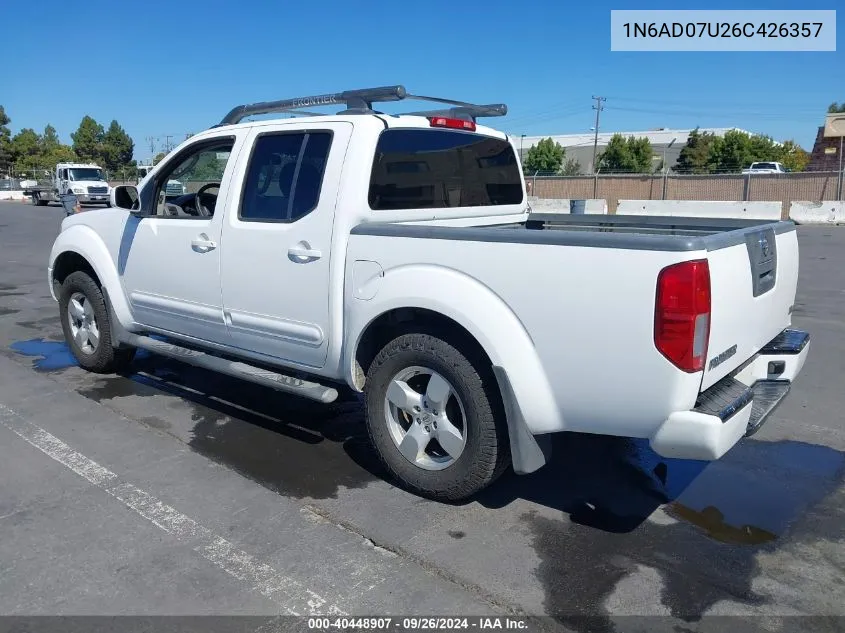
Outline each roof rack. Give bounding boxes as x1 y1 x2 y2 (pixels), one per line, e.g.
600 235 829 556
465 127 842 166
218 85 508 126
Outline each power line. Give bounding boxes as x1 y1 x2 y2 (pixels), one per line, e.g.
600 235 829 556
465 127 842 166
505 104 585 126
605 105 818 121
604 95 821 114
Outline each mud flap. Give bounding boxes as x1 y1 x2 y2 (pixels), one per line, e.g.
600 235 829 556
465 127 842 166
492 365 552 474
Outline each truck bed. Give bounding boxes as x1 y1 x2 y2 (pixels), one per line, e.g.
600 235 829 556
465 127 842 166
348 211 799 436
359 212 795 252
523 212 789 239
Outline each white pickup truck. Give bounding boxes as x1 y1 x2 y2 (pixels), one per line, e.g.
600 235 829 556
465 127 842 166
47 86 810 501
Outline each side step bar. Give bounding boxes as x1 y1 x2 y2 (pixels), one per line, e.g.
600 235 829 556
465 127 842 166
123 333 339 404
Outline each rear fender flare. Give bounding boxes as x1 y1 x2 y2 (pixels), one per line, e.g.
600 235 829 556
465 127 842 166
345 264 563 471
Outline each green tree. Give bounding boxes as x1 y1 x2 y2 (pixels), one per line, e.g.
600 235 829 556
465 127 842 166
190 155 223 181
71 115 105 162
0 105 12 175
560 157 582 176
674 128 717 174
41 124 60 152
101 120 134 173
707 130 781 172
523 137 565 173
597 134 653 173
153 152 167 165
778 140 809 172
42 144 78 167
828 102 845 113
11 128 42 171
38 124 77 167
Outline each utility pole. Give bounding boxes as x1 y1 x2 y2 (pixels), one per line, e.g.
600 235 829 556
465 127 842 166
145 136 156 159
591 96 606 174
164 135 174 153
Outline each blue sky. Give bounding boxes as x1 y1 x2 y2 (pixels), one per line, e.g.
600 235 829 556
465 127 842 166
1 0 840 161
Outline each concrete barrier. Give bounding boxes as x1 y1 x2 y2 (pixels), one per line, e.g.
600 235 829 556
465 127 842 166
529 198 608 215
0 190 30 202
616 200 782 221
789 201 845 225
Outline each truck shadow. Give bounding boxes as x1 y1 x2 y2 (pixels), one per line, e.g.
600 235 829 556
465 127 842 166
9 338 845 543
103 350 711 523
474 433 682 532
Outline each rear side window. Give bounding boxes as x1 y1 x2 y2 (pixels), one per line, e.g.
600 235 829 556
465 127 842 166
368 129 523 210
240 131 332 222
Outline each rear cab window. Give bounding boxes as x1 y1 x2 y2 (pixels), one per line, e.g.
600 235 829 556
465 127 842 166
368 128 523 210
240 131 333 223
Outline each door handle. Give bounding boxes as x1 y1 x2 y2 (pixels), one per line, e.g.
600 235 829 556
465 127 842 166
288 242 322 262
191 234 217 252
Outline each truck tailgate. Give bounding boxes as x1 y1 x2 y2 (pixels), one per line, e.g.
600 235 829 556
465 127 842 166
701 223 799 390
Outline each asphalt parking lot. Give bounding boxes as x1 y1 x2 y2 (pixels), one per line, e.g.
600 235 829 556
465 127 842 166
0 199 844 632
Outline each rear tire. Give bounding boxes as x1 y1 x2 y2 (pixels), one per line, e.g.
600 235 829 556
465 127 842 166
364 332 510 502
59 271 135 373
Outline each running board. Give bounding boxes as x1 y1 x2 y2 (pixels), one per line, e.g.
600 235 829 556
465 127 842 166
124 333 338 404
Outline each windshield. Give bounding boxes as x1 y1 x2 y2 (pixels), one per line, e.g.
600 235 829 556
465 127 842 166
69 168 105 181
752 163 777 170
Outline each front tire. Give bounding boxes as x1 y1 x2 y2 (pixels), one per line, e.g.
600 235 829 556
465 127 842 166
59 271 135 373
364 332 510 502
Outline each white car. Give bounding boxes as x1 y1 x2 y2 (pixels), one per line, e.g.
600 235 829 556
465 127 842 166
47 86 810 501
742 161 788 174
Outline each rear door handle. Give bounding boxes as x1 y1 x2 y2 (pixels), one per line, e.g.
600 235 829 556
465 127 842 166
288 242 322 262
191 234 217 252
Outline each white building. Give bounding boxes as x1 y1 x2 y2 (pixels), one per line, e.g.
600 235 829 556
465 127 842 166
510 127 752 173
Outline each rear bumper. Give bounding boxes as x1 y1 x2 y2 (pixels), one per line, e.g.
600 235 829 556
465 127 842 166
650 328 809 461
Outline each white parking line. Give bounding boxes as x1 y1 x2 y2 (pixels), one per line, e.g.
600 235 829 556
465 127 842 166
0 403 346 617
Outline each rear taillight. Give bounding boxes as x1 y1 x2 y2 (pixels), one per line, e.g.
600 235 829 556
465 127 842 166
428 116 476 131
654 259 711 373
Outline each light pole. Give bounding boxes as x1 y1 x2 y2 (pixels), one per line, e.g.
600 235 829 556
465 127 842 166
663 137 678 173
520 134 526 164
825 114 845 200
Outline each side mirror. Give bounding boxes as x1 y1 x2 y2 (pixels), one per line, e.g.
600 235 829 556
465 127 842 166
111 185 144 215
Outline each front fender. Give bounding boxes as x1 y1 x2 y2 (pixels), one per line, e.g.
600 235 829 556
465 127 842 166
345 263 563 436
49 225 134 328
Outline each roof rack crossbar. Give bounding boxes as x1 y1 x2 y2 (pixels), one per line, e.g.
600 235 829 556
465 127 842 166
402 104 508 121
219 85 508 125
221 85 407 125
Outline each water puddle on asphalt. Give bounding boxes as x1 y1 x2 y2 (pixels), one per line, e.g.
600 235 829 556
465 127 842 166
9 335 379 500
520 434 845 626
10 338 77 371
627 437 845 544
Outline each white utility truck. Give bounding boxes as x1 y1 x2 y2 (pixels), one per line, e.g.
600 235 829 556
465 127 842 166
136 164 187 197
25 162 111 206
47 86 810 501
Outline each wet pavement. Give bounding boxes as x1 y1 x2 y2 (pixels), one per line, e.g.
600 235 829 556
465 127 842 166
1 200 844 630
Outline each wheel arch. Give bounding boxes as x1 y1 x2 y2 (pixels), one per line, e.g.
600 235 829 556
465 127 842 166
49 226 134 327
345 266 563 474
